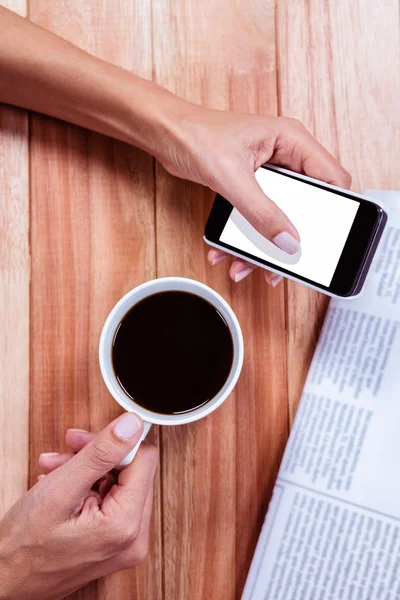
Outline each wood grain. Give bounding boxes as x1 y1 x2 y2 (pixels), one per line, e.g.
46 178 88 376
28 1 161 598
276 0 343 425
155 175 238 600
0 0 29 516
277 0 400 424
0 1 398 598
152 1 288 598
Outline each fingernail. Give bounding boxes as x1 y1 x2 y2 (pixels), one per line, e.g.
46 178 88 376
271 275 283 287
234 267 254 282
273 232 301 255
39 452 60 458
114 413 142 441
68 428 88 433
37 474 46 481
211 255 226 266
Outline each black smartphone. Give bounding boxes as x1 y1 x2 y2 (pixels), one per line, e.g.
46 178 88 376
204 165 387 297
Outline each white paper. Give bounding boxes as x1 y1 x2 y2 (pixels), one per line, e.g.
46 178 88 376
242 190 400 600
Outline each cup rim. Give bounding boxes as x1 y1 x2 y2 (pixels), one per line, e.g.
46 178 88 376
99 277 244 425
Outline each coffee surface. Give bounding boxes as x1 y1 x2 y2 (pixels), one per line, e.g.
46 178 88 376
112 291 234 414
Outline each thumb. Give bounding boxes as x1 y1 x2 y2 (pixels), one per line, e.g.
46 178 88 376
219 166 301 254
52 413 144 507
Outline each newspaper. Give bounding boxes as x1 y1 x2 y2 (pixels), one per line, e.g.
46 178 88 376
242 191 400 600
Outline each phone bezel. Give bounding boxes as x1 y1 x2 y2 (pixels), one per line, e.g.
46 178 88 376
204 165 386 297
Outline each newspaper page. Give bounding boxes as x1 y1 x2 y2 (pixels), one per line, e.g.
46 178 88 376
242 191 400 600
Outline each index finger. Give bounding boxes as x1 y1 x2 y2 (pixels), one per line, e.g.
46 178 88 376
65 428 96 452
301 135 351 188
278 124 352 189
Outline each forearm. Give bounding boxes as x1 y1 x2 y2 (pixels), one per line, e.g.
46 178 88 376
0 6 188 158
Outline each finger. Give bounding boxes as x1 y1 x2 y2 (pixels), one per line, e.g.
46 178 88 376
218 165 301 255
121 486 154 568
229 259 256 283
97 473 117 498
264 271 283 287
39 430 96 473
298 133 351 188
65 429 96 452
138 485 154 542
207 248 228 265
274 120 352 189
39 452 75 472
101 441 158 520
229 260 283 287
47 413 144 508
73 489 103 517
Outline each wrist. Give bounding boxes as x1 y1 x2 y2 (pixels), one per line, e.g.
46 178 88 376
0 539 31 599
121 76 197 161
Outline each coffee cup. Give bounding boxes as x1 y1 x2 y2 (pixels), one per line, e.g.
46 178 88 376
99 277 243 466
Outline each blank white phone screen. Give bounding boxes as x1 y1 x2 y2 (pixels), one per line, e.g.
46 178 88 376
219 168 360 287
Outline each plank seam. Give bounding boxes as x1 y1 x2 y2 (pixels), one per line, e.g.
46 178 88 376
274 0 282 118
326 2 341 162
27 107 32 492
149 5 164 597
274 0 291 436
154 159 158 279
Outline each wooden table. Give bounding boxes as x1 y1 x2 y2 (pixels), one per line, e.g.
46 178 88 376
1 1 399 598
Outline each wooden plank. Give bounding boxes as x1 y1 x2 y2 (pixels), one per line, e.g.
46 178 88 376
277 0 400 424
0 0 29 516
155 175 238 600
328 0 400 191
276 1 340 425
28 2 161 599
152 2 288 597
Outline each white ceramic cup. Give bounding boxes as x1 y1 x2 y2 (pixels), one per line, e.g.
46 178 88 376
99 277 244 466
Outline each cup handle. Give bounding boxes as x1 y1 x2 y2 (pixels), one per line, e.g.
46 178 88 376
118 420 152 468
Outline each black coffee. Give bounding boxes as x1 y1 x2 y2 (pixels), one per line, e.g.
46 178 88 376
112 291 234 415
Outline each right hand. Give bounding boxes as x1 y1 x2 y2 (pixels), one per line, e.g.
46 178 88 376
0 413 158 600
155 106 351 286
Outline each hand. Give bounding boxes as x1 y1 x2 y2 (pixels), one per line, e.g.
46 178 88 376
156 106 351 285
0 9 350 289
0 413 158 600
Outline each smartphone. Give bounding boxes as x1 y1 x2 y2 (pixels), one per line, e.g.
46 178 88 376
204 165 387 297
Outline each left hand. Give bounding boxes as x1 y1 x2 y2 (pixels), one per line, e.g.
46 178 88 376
0 414 158 600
